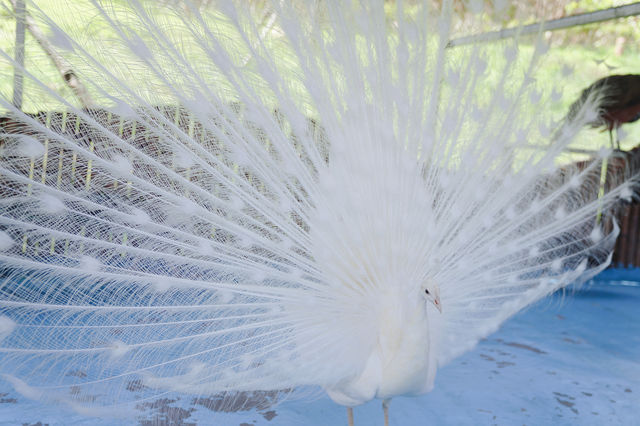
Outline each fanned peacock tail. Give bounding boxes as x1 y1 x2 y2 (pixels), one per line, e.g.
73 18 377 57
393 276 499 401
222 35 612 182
0 0 636 417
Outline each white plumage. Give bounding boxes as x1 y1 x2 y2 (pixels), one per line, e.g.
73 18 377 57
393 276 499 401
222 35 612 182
0 0 635 422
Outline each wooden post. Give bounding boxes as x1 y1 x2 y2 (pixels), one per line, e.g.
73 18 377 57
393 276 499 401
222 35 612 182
618 205 631 267
633 205 640 267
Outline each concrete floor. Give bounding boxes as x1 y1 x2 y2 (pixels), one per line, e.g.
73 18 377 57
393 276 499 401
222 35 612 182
1 269 638 425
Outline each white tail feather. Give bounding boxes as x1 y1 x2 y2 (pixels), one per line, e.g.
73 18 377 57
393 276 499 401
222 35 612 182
0 0 636 417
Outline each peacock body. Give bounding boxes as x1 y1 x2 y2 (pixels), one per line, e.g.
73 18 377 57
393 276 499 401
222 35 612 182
0 0 636 422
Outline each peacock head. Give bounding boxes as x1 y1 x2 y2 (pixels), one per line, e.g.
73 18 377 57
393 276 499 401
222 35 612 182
423 283 442 313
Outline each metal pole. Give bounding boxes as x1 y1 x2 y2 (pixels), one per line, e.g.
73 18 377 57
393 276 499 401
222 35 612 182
448 2 640 47
12 0 25 110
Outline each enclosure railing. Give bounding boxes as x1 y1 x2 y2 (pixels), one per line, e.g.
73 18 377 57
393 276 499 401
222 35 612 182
448 2 640 48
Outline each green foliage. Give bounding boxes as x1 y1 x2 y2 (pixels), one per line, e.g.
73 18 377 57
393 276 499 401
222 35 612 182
0 0 639 153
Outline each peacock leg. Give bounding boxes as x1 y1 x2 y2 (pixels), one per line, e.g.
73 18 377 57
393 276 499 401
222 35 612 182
609 129 615 150
347 407 354 426
383 399 390 426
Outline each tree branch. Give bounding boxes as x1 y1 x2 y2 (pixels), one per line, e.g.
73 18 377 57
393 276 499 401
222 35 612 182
10 0 94 108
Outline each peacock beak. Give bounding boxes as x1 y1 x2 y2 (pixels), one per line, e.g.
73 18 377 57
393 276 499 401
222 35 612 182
430 285 442 313
433 296 442 313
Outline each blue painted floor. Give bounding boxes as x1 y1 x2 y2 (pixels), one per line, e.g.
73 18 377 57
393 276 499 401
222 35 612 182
1 270 638 425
